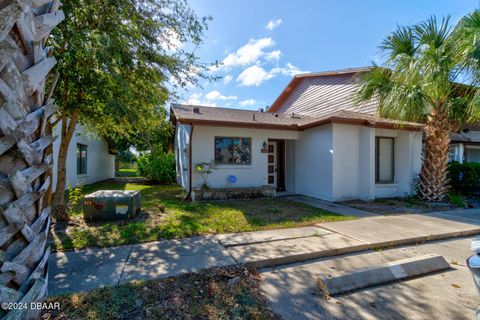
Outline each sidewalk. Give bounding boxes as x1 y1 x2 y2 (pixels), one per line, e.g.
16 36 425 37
48 208 480 295
49 235 235 295
222 211 480 267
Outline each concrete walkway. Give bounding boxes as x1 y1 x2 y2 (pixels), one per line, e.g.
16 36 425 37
222 211 480 267
49 208 480 295
289 195 377 217
49 235 235 295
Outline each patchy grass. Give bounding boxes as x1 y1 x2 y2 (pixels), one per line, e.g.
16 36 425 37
50 181 352 251
43 267 279 320
115 168 140 177
342 196 461 215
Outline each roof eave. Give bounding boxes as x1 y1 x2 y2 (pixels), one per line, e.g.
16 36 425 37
176 116 423 132
177 118 302 131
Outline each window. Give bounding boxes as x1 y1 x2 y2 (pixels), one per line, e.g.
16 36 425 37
448 145 461 162
215 137 251 164
77 143 87 175
375 137 394 183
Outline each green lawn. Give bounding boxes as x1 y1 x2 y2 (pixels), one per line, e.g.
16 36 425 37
50 181 353 251
43 267 278 320
115 168 140 177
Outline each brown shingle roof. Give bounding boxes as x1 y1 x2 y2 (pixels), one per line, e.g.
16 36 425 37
171 104 424 131
171 104 309 130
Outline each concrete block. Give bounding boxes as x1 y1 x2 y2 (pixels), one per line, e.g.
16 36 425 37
317 254 450 298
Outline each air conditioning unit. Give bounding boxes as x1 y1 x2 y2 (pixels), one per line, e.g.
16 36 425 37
84 190 141 221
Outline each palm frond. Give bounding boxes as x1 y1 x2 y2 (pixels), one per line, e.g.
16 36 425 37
414 15 452 49
380 25 416 60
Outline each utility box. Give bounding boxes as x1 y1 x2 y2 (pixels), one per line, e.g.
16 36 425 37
84 190 141 221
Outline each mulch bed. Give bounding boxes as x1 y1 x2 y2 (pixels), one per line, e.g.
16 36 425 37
42 267 279 320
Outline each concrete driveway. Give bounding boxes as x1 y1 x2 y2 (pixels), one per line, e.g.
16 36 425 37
261 237 479 320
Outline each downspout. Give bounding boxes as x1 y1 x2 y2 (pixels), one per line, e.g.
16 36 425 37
185 124 194 200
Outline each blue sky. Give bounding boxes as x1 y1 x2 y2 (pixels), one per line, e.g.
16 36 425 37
181 0 478 110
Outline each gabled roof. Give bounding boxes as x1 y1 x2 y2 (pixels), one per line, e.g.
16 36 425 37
171 104 423 131
268 67 373 113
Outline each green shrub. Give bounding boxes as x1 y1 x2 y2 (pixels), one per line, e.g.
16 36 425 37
137 151 176 183
448 161 480 192
447 192 466 207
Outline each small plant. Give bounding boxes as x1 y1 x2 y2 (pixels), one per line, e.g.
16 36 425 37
66 185 84 213
447 192 466 208
195 160 216 189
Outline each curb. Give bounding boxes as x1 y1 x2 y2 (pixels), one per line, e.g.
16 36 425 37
241 228 480 268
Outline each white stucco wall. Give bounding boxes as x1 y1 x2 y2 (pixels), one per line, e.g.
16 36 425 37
294 125 334 200
174 123 192 189
190 125 298 189
52 122 115 190
373 128 422 199
330 124 422 201
332 124 361 200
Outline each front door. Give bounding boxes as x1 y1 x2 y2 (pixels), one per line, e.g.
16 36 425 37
267 140 286 191
267 142 277 188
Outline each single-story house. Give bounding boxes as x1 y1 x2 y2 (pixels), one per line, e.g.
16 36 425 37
449 126 480 163
52 122 116 190
171 67 424 202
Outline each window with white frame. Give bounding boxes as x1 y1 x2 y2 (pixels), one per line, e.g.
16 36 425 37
375 137 394 183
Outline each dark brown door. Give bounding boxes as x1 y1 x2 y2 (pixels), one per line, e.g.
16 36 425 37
276 140 285 191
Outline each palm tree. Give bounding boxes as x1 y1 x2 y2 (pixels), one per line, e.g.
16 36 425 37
356 16 478 201
0 1 63 319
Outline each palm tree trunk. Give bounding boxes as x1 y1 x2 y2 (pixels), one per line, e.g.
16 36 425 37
0 1 63 319
418 107 451 201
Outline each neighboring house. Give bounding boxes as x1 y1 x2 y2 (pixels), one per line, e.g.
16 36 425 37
172 68 424 202
52 122 116 190
449 127 480 163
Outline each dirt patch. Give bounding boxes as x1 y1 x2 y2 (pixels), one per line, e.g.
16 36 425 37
42 267 279 320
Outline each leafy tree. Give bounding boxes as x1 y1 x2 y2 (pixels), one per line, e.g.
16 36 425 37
50 0 212 220
356 16 479 201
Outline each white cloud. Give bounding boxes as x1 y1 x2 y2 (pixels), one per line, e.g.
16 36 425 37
271 63 308 77
239 99 257 107
265 19 282 31
223 74 233 84
222 37 274 68
265 50 281 61
237 65 274 86
185 90 237 107
186 93 217 107
205 90 237 101
237 63 308 87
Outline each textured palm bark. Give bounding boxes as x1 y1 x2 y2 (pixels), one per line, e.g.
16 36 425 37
0 1 63 319
418 108 451 201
